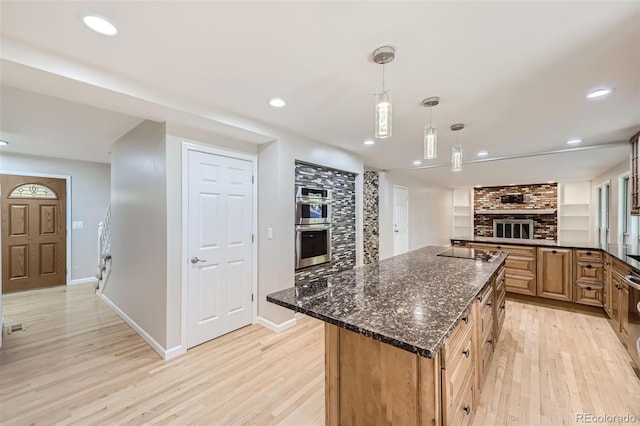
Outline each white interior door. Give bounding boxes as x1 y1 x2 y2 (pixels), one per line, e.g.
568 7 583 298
393 185 409 255
187 150 253 348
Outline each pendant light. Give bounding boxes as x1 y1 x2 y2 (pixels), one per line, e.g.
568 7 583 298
451 123 464 172
373 46 395 139
422 97 440 159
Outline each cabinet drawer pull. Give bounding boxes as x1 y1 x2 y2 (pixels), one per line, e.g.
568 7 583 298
462 316 469 324
487 302 492 307
586 286 592 291
586 251 592 255
487 338 493 345
463 405 471 415
501 304 506 310
586 264 593 269
477 295 483 301
552 250 557 254
462 349 470 358
496 245 501 249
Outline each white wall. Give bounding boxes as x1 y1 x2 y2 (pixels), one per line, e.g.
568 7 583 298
105 120 168 349
0 152 110 281
591 160 629 245
378 171 453 261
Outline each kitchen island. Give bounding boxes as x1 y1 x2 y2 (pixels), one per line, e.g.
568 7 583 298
267 246 507 426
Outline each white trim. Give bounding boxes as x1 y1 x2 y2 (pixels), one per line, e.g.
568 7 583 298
164 345 187 360
100 293 167 360
256 315 297 333
180 141 258 351
68 277 98 286
0 170 72 286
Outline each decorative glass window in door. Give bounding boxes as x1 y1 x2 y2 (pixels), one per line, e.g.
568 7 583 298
9 183 58 199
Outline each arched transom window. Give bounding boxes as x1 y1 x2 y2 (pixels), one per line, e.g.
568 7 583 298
9 183 58 199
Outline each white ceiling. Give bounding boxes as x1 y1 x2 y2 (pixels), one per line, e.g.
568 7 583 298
0 1 638 187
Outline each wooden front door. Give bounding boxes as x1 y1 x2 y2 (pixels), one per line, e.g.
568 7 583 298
1 174 67 293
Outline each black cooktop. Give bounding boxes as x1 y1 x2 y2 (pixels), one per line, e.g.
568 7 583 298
436 247 500 262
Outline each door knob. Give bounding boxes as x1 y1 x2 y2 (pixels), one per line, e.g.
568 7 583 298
191 257 207 264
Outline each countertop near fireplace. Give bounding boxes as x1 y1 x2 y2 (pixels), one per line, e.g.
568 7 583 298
450 236 640 272
267 246 507 359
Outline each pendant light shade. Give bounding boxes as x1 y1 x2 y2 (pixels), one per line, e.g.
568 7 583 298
373 46 395 139
424 127 437 159
375 90 392 138
422 97 440 159
451 123 465 172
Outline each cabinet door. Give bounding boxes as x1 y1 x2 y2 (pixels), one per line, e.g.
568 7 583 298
603 257 612 317
620 282 629 339
537 248 573 301
611 272 622 331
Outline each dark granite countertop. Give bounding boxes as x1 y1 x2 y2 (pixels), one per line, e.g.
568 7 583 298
450 236 640 272
267 246 507 359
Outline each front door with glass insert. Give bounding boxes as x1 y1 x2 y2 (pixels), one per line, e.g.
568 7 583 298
1 174 67 293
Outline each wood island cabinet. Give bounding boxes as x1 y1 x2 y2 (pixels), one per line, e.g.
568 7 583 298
537 247 573 301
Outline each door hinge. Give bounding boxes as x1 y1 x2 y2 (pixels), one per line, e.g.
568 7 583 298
252 234 254 243
251 293 254 302
252 175 255 184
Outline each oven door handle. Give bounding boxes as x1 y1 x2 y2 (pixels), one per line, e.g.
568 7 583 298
624 275 640 291
296 224 331 231
296 197 332 205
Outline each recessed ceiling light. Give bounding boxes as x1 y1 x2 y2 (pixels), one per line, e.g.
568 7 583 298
0 140 8 146
586 87 614 99
413 160 422 165
269 98 286 108
83 15 118 36
477 151 489 157
364 140 375 145
567 138 582 145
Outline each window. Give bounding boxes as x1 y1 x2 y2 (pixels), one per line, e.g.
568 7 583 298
620 174 639 245
9 183 58 199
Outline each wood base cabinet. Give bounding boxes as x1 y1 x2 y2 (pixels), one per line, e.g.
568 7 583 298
468 243 536 296
537 247 573 301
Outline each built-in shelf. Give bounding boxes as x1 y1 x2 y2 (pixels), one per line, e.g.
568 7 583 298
558 182 591 244
453 189 474 238
474 209 556 215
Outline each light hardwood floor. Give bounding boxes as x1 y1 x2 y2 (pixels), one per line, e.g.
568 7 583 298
1 284 639 425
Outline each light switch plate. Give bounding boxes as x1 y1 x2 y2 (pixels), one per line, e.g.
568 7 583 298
267 227 273 239
72 221 84 229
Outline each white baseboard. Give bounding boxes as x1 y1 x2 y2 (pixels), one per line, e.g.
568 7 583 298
68 277 99 286
256 315 297 333
100 293 168 360
295 312 305 320
165 345 186 360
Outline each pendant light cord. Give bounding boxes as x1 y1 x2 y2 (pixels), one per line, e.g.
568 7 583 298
382 64 386 93
429 107 433 127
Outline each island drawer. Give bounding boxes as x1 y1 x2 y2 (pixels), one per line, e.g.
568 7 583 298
442 307 474 369
480 297 493 340
575 249 603 262
496 266 506 286
480 332 494 380
574 282 604 307
447 366 476 426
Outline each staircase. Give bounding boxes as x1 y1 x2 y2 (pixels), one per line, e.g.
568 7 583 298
96 205 112 294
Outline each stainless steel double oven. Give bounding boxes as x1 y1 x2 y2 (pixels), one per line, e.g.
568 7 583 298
295 186 332 269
